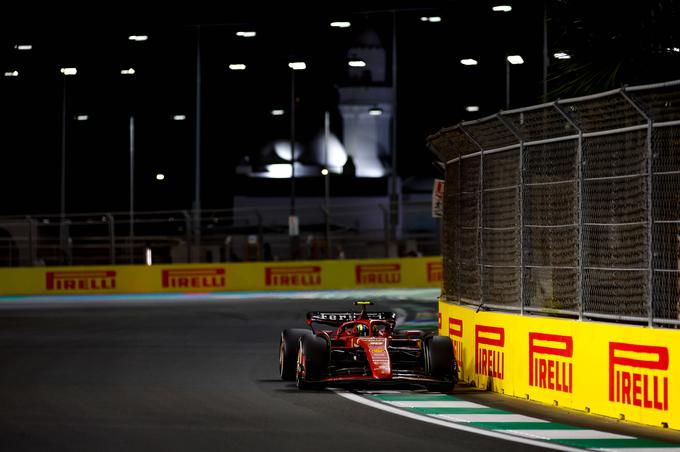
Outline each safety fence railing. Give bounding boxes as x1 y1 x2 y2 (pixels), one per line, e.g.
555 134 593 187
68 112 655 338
0 200 440 267
428 79 680 327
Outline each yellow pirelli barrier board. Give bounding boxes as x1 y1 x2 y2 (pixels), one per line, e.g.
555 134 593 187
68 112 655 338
0 256 442 295
439 300 679 430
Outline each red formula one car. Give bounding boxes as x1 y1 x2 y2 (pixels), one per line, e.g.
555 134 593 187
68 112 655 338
278 301 458 391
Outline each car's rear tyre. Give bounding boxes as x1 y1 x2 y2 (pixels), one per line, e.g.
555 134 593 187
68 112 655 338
424 335 458 392
296 335 328 390
279 328 313 381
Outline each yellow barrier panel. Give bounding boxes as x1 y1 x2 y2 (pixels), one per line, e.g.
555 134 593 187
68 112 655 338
439 301 679 430
0 257 442 295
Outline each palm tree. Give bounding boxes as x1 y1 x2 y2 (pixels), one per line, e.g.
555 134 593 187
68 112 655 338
547 0 680 99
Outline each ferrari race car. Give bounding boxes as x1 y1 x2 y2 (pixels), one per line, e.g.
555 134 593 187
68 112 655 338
278 301 458 391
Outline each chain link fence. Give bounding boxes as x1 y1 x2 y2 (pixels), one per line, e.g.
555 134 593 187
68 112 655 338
428 80 680 327
0 200 440 267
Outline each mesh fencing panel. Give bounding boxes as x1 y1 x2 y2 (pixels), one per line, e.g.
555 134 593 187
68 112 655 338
428 80 680 326
523 140 579 311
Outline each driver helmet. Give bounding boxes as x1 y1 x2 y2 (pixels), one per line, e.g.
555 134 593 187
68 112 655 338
355 324 369 336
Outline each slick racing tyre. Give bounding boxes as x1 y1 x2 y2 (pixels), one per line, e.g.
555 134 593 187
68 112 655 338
279 328 313 381
296 334 328 390
424 335 457 392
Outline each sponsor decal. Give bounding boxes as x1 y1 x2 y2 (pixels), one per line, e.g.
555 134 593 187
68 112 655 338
265 266 321 287
427 262 442 283
448 317 464 378
475 325 504 379
161 268 225 289
46 270 116 291
370 348 385 354
609 342 669 411
355 263 401 285
529 333 573 393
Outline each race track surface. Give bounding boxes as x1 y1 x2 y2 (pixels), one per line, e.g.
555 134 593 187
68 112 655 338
0 295 551 452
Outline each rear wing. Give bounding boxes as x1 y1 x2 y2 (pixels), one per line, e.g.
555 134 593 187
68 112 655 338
306 311 397 327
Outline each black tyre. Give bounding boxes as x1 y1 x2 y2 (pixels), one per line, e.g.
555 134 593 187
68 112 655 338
279 328 313 381
296 335 329 390
424 335 458 392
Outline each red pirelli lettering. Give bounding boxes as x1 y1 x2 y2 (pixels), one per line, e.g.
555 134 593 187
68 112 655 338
529 333 573 393
609 342 669 411
475 325 505 379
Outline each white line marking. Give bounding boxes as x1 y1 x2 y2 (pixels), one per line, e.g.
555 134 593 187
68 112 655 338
505 430 634 440
389 401 486 408
435 413 547 423
593 449 680 452
334 390 584 452
357 390 403 394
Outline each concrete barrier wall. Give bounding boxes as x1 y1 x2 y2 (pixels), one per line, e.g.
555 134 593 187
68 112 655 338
0 257 442 295
439 301 679 430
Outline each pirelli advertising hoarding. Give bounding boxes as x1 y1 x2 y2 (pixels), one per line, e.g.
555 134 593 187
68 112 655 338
439 301 679 430
0 257 442 295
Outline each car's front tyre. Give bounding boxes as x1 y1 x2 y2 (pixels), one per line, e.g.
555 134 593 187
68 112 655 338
279 328 313 381
295 334 328 390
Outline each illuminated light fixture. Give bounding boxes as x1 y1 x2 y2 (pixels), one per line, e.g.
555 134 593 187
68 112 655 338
330 21 351 28
666 47 680 53
506 55 524 64
321 168 329 176
75 115 89 121
4 70 18 77
128 35 148 41
492 5 512 12
460 58 478 66
288 61 306 70
173 115 186 121
465 106 480 112
14 44 32 50
553 52 571 60
60 67 77 75
348 59 366 67
369 107 383 116
236 31 256 38
145 247 153 266
420 16 442 22
120 68 136 75
228 63 246 70
156 173 165 180
270 109 285 116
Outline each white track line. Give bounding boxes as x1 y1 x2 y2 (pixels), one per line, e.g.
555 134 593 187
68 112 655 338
595 449 680 452
434 413 547 423
388 400 486 408
505 430 633 440
334 390 584 452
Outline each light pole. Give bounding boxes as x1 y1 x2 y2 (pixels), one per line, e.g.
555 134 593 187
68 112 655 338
59 67 77 263
390 10 399 245
129 115 135 263
194 26 203 263
505 54 524 109
120 66 137 263
288 61 306 259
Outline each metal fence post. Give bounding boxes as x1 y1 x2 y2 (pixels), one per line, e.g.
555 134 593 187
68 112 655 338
256 210 263 261
182 210 192 263
25 216 35 266
621 88 654 326
379 204 389 257
106 213 115 265
554 102 583 320
496 114 525 313
460 125 484 306
321 206 331 259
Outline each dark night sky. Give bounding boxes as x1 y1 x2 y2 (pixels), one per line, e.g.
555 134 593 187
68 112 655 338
0 1 678 216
